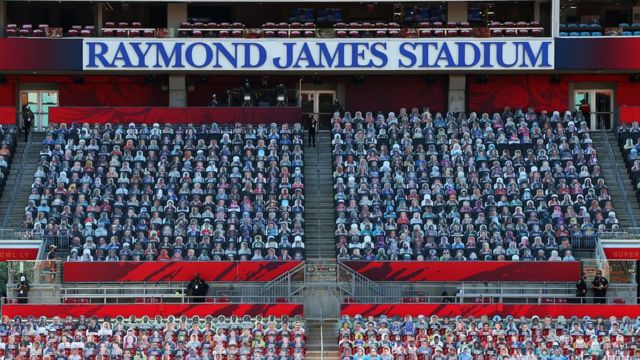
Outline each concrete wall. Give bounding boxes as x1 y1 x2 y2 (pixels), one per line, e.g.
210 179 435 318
167 3 187 37
169 75 186 107
0 0 5 36
448 75 466 113
447 2 468 23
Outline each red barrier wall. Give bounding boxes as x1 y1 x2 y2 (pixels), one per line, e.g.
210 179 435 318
49 107 302 125
620 106 640 125
0 75 168 108
467 74 640 114
0 83 14 107
343 75 447 113
0 107 15 125
3 303 303 318
342 261 581 282
341 304 640 318
58 81 168 107
63 261 302 283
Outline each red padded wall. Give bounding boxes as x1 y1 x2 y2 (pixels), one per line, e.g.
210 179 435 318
58 81 168 107
344 75 447 113
342 261 580 282
64 261 303 282
0 75 168 108
467 74 640 114
0 83 14 107
342 303 640 318
4 304 304 318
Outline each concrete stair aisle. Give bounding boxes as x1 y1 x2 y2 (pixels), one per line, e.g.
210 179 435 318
302 130 340 359
304 130 335 259
0 133 46 229
305 319 340 360
590 131 640 229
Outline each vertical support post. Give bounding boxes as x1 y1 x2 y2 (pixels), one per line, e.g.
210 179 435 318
552 0 560 37
169 75 186 107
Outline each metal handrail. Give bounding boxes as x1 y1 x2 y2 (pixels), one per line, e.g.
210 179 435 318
459 283 574 295
13 291 631 305
0 229 38 240
61 284 187 292
54 281 304 304
315 130 321 260
599 231 640 239
263 260 305 293
2 134 31 227
341 295 632 305
262 272 292 300
347 295 574 304
4 295 305 305
320 298 325 360
337 261 385 302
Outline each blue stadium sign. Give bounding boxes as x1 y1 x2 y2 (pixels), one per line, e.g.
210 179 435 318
83 38 554 71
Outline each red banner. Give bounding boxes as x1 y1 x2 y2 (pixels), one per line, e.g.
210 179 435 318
49 107 302 125
603 248 640 260
0 107 15 125
63 261 302 282
3 303 303 318
0 241 41 261
0 248 39 261
341 261 581 282
341 304 640 318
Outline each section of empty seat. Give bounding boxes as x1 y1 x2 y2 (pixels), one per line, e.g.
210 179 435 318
559 22 632 37
5 24 92 37
178 22 245 38
101 21 155 37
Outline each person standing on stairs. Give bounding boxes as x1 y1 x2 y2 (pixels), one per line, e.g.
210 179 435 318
579 98 591 120
22 105 33 142
308 113 318 147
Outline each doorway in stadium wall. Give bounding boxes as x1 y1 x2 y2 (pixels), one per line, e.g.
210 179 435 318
19 90 59 132
574 89 614 130
301 90 336 130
